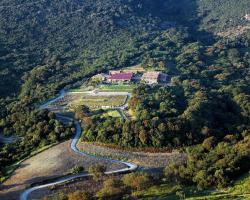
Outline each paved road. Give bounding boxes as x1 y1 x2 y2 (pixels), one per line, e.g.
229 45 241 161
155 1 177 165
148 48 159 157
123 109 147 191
20 89 137 200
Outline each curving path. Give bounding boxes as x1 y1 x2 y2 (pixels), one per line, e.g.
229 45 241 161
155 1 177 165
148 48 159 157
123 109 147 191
20 89 137 200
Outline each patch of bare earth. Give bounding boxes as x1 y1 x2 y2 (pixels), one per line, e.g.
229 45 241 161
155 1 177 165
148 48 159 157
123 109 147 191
217 24 250 38
0 140 125 200
78 142 187 169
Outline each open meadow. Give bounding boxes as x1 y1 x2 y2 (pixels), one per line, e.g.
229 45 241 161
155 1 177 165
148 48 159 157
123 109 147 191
70 95 127 109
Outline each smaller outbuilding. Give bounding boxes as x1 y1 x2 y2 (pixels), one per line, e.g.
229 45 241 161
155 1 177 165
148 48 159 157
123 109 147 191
91 73 109 81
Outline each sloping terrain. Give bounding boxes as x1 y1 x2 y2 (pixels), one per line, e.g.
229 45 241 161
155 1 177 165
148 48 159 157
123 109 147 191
0 140 125 200
0 0 249 98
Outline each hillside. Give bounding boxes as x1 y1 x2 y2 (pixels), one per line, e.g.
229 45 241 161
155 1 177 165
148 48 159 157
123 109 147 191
0 1 249 199
0 0 249 99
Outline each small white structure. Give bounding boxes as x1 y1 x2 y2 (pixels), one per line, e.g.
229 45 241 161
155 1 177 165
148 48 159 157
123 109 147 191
245 14 250 21
109 70 122 75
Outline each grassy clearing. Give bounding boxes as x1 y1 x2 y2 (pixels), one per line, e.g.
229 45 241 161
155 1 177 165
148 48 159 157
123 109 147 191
101 110 122 118
99 84 135 92
71 95 127 109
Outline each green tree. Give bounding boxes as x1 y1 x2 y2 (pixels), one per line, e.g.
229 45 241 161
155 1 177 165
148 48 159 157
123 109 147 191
122 172 152 191
88 165 107 181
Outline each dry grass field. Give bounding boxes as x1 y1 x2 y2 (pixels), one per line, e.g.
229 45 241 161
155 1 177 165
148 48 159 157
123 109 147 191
70 95 127 109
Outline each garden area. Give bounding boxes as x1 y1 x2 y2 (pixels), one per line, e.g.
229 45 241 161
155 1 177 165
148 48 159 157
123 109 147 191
70 95 127 109
49 93 129 111
99 84 135 92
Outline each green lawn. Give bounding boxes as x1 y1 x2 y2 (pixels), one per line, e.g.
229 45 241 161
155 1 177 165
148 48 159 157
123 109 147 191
99 84 135 92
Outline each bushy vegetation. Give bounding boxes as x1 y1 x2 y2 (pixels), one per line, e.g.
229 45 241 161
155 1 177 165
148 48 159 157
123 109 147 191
71 166 84 175
122 172 153 191
197 0 250 31
0 0 249 195
43 191 91 200
88 164 107 181
164 134 250 190
96 178 126 200
0 108 74 181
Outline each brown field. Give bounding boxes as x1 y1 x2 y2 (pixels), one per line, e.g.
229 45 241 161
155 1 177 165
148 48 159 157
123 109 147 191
0 140 125 200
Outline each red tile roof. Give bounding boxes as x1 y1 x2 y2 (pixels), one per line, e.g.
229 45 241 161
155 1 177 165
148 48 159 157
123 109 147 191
108 72 133 80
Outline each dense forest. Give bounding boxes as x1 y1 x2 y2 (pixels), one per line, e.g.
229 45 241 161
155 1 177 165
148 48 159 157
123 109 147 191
82 41 250 149
0 0 249 195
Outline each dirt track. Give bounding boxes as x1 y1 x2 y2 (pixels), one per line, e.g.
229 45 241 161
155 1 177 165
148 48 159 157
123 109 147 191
0 140 125 200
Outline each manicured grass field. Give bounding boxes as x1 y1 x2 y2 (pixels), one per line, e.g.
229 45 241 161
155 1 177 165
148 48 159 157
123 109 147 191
99 84 135 92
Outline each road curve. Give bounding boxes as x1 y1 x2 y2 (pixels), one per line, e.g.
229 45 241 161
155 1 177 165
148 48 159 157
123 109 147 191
20 90 137 200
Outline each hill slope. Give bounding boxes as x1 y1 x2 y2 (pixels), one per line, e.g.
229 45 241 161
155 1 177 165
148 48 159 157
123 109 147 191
0 0 249 98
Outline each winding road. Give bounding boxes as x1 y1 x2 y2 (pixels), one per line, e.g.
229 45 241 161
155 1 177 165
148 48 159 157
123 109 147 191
20 89 137 200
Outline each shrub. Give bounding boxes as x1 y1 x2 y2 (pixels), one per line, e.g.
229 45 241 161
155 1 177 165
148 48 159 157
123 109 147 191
202 136 216 151
122 172 152 191
43 192 67 200
71 166 84 174
68 191 91 200
88 164 107 181
164 161 183 183
96 177 125 200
